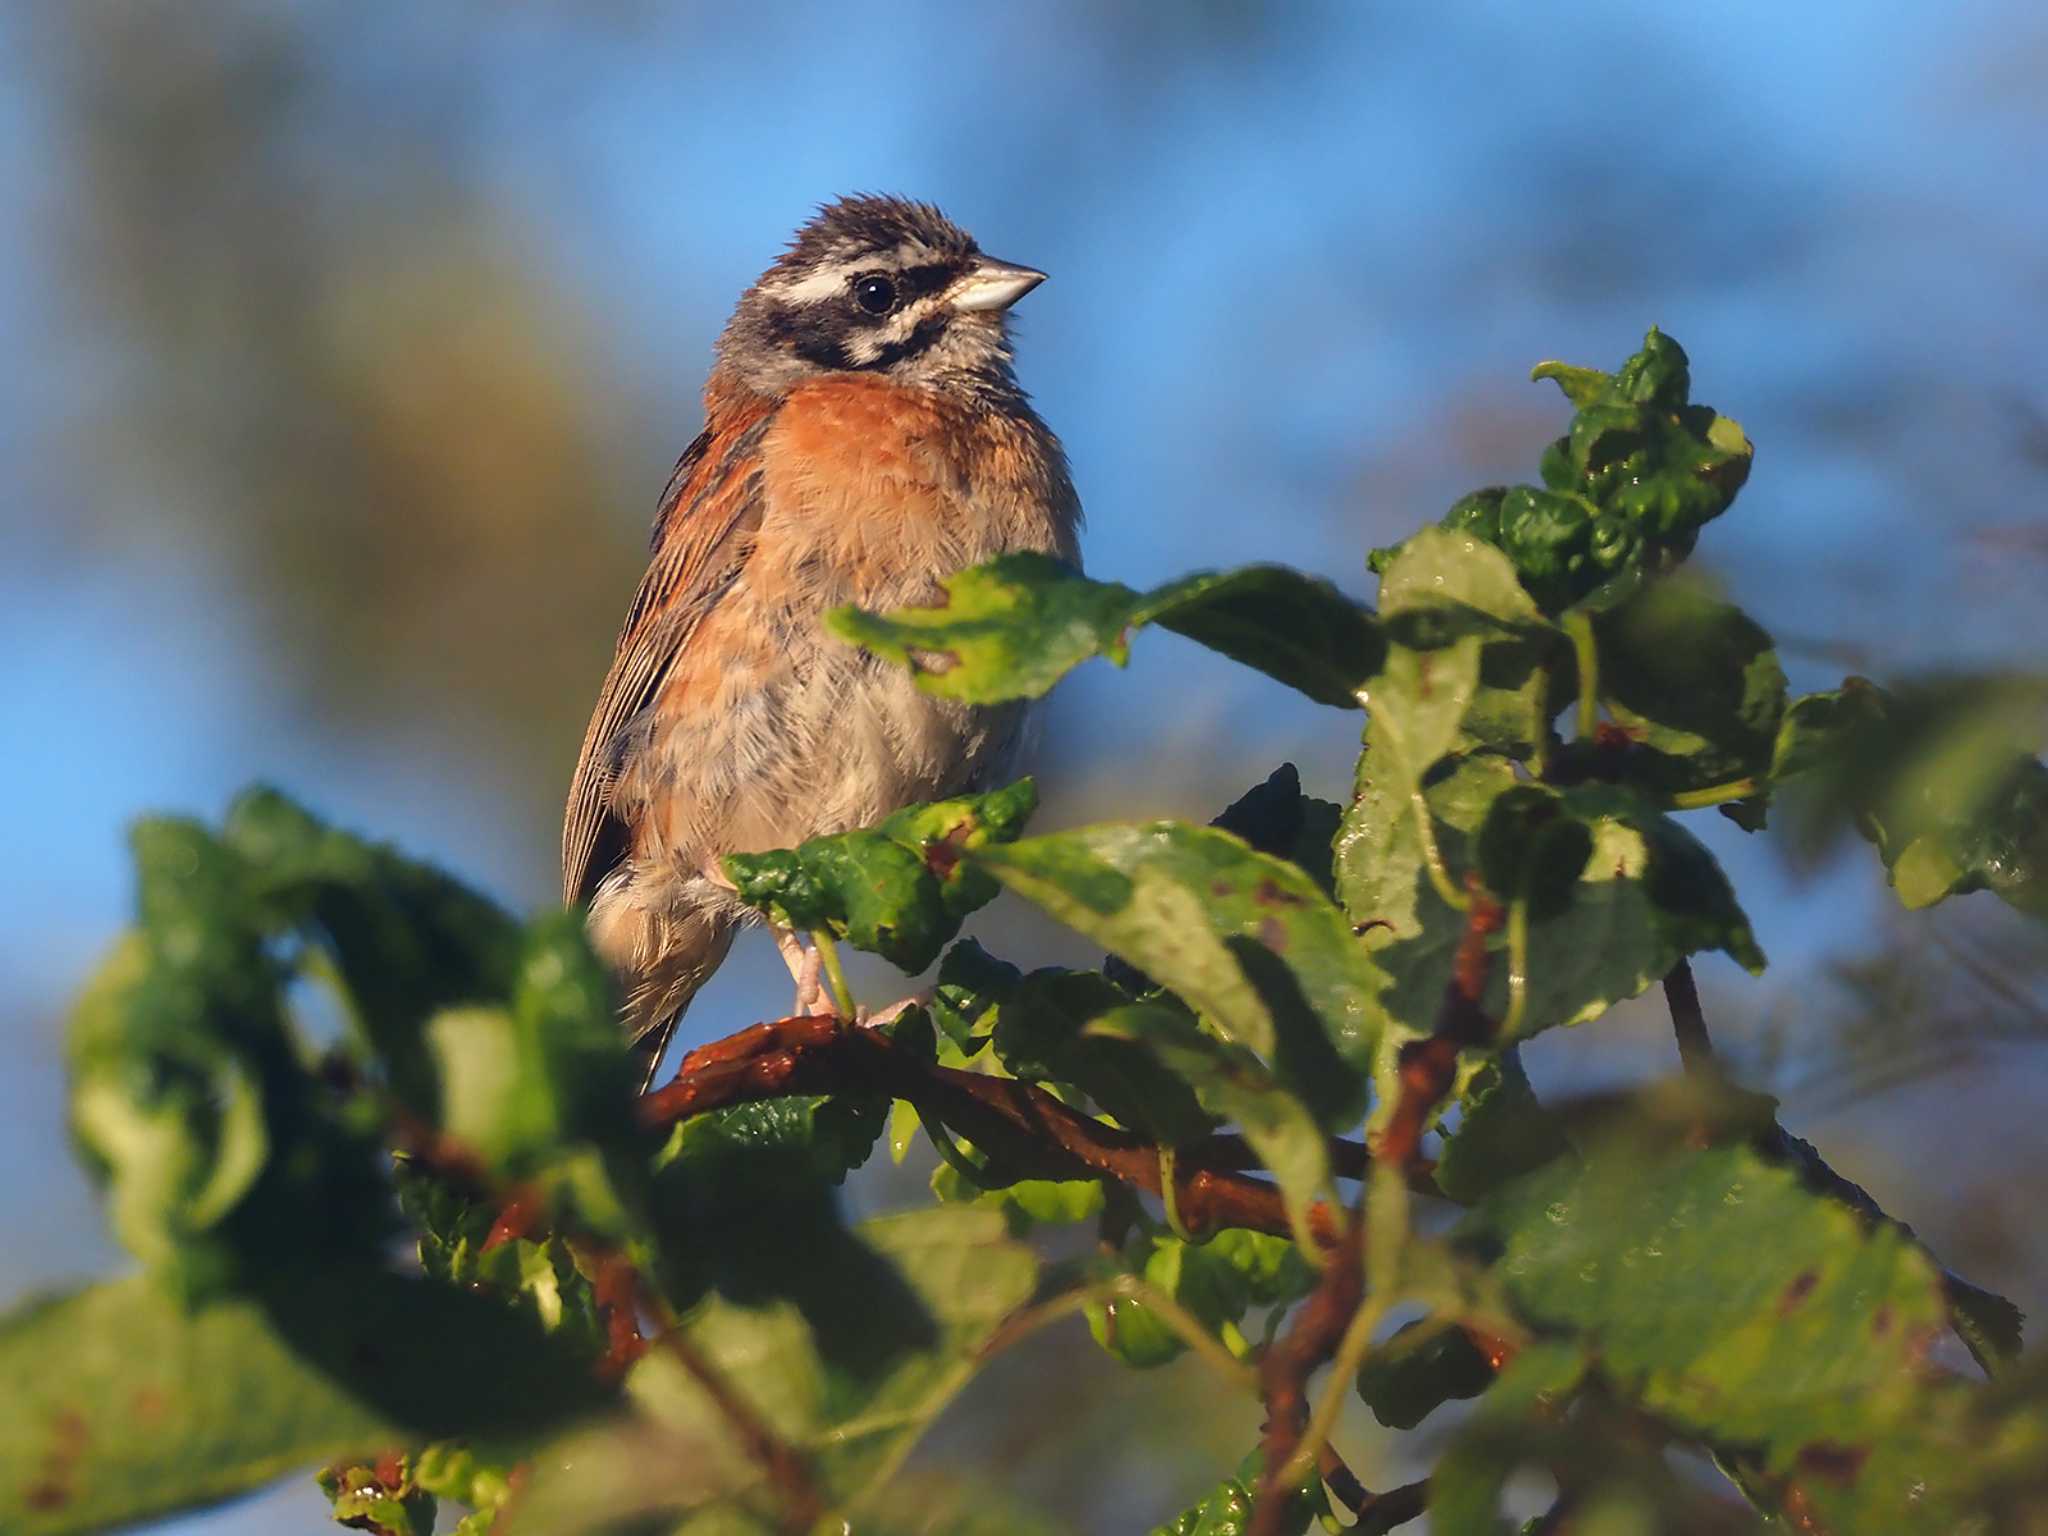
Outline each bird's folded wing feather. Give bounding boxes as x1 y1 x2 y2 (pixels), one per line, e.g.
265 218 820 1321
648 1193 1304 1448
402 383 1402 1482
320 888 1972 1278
562 403 778 907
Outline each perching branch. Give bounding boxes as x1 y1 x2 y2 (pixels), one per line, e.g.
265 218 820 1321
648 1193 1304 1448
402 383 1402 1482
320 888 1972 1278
640 1014 1357 1244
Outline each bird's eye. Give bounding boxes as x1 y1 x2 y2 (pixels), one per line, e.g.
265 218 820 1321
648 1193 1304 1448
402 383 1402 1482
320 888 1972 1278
852 273 898 315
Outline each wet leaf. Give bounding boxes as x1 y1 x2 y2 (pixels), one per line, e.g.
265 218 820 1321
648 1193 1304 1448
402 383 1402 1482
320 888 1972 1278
975 823 1382 1126
1356 1317 1498 1430
1087 1007 1334 1254
1772 677 2048 919
512 1208 1037 1531
1460 1110 1982 1529
1595 577 1786 796
1378 331 1752 614
829 554 1384 709
0 1268 608 1536
724 781 1038 973
1433 1050 1570 1206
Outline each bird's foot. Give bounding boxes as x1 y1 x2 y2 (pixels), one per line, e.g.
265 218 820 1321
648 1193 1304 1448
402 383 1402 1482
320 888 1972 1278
774 927 837 1018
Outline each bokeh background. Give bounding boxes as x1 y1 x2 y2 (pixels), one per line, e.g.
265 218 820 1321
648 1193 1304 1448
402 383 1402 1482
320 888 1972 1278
6 3 2047 1531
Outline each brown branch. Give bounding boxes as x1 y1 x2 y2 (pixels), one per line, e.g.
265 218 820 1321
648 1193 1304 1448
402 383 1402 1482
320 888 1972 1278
641 1014 1345 1245
1663 958 1714 1074
1251 1214 1365 1536
641 1282 825 1532
1253 884 1502 1536
1350 1476 1431 1535
1374 882 1503 1172
1316 1441 1372 1514
1317 1443 1429 1531
636 999 1495 1536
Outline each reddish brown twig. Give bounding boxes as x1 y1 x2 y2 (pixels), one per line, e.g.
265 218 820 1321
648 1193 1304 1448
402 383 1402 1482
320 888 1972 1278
642 1015 1347 1245
1317 1441 1430 1532
1375 883 1503 1171
1253 886 1504 1536
1251 1209 1365 1536
638 1276 825 1532
1350 1476 1432 1535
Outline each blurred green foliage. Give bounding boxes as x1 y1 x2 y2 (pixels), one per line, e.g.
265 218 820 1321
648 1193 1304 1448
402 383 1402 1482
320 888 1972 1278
7 332 2048 1536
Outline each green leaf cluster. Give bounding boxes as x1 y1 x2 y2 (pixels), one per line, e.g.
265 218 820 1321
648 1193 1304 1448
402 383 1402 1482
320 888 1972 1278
723 779 1038 971
1372 328 1753 614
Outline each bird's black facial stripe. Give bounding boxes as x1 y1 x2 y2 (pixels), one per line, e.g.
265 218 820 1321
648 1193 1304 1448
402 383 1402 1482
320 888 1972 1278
862 312 951 370
760 303 854 372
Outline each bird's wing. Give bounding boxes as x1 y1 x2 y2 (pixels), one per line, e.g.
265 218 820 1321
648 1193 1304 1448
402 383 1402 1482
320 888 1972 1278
563 404 777 908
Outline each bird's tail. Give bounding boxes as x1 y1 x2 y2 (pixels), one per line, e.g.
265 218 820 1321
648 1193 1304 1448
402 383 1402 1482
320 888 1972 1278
620 912 738 1093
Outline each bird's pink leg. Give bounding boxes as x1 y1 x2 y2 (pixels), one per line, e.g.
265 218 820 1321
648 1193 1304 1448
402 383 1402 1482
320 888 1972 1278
773 927 832 1017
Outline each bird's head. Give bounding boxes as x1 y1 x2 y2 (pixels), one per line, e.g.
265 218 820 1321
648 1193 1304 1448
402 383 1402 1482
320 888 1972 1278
716 195 1046 396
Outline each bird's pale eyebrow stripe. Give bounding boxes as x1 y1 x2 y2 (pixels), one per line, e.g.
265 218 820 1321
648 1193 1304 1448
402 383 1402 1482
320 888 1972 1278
763 260 861 305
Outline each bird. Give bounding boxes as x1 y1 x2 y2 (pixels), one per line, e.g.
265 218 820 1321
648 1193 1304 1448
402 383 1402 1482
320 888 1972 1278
563 196 1082 1089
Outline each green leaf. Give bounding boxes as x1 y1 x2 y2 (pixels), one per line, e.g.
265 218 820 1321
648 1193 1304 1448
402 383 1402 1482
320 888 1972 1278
1366 526 1558 779
929 939 1017 1053
1595 577 1787 796
319 1458 437 1536
933 1166 1106 1229
0 1276 396 1536
1085 1228 1308 1370
1460 1104 1988 1529
221 786 523 1111
975 822 1383 1125
396 1164 611 1363
1204 1227 1318 1308
1426 1341 1590 1534
654 1095 886 1201
67 836 395 1292
1146 1449 1327 1536
1475 785 1595 919
421 914 638 1186
1529 359 1609 407
411 1441 516 1527
1087 1007 1334 1254
828 553 1385 709
1337 732 1762 1043
1387 331 1753 615
1207 763 1343 896
0 1268 609 1536
988 969 1215 1144
65 935 273 1283
1433 1050 1570 1205
1771 676 2048 919
511 1208 1037 1531
1356 1317 1498 1430
1376 524 1554 646
724 781 1038 973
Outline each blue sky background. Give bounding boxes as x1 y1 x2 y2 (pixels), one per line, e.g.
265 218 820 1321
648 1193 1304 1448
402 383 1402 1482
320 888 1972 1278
5 3 2047 1530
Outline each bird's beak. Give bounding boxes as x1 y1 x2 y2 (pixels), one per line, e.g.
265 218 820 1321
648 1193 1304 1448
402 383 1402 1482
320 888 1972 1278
949 256 1047 313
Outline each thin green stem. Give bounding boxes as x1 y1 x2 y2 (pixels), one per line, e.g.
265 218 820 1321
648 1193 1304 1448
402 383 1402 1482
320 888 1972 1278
811 928 857 1018
1411 787 1470 912
922 1116 1006 1191
1366 690 1469 913
1500 897 1530 1039
1564 611 1599 740
1667 776 1761 810
1219 1317 1255 1362
1158 1146 1196 1243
